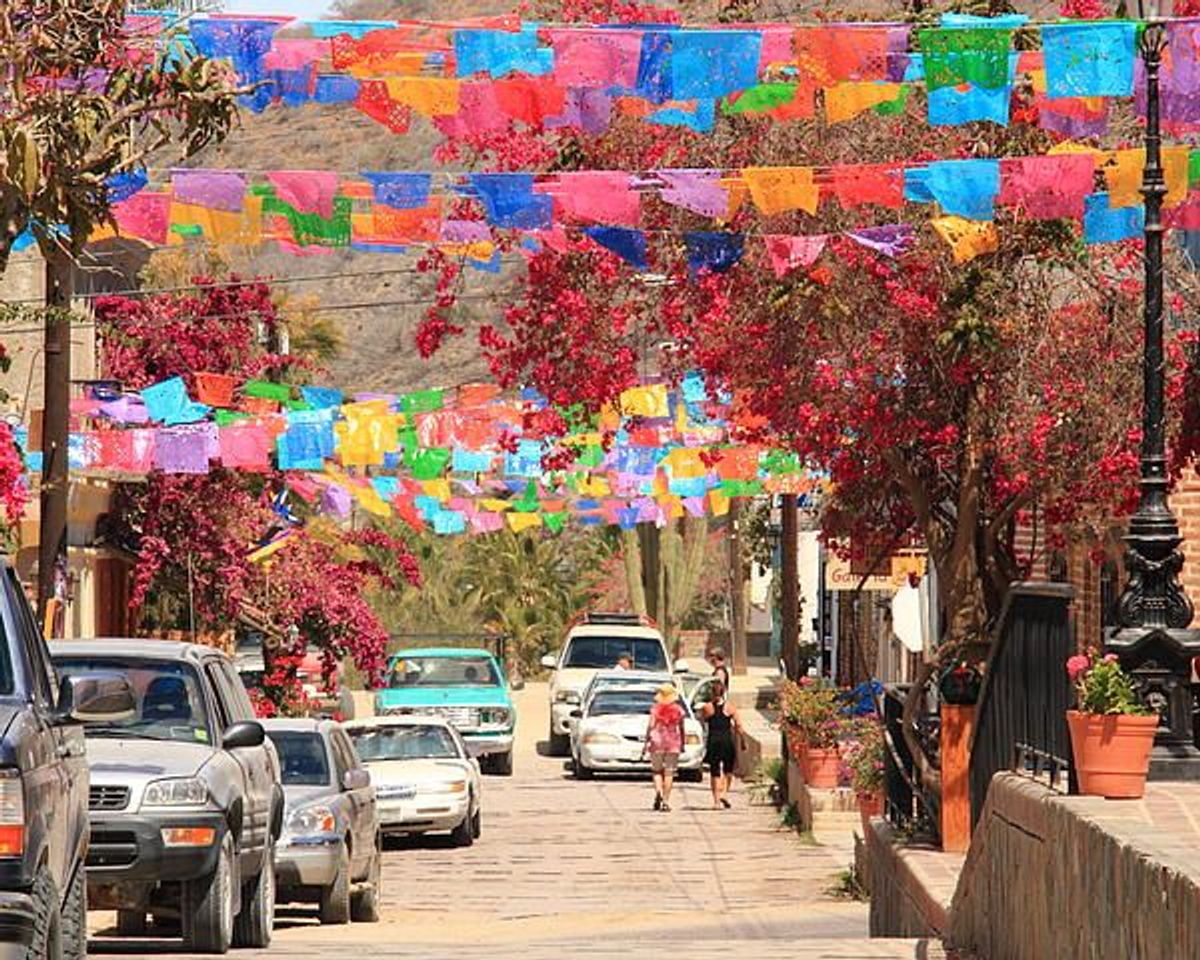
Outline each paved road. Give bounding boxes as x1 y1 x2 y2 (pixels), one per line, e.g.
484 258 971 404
88 684 942 959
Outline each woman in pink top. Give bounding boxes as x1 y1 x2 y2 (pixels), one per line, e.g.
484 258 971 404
642 684 686 812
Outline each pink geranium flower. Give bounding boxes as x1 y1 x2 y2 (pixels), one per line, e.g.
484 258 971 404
1066 654 1091 682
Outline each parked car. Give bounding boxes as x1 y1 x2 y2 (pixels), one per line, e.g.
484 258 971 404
374 648 515 775
0 561 135 960
262 718 381 925
344 717 481 846
51 640 283 955
541 612 689 756
570 682 705 780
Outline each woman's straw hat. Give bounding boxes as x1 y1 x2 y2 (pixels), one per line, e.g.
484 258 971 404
654 683 679 704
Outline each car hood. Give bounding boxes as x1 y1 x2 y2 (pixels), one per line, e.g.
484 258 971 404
363 757 473 786
580 714 702 738
374 687 510 708
282 783 338 813
85 736 216 781
550 668 601 694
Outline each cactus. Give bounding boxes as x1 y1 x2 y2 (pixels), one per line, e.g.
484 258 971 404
621 517 708 643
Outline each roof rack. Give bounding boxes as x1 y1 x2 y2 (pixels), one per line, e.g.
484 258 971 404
578 611 658 627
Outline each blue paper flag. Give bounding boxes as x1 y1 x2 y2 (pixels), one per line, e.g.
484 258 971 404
681 371 708 404
307 20 393 39
470 174 553 229
453 449 495 473
269 66 314 107
433 510 468 535
300 386 343 409
648 98 716 133
685 232 745 274
276 423 326 471
1042 22 1136 98
189 18 282 113
1084 192 1144 244
454 26 553 78
928 83 1011 126
314 75 359 103
584 226 648 270
141 377 209 426
106 170 148 203
363 172 432 209
634 30 674 103
925 159 1000 220
669 476 710 497
671 30 762 100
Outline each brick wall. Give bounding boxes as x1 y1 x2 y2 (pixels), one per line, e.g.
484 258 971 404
1176 468 1200 617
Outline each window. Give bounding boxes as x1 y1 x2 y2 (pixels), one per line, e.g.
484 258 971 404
562 637 667 671
348 725 459 761
204 663 233 732
4 571 39 701
267 732 331 786
587 690 657 717
332 730 361 778
387 656 500 688
52 657 213 744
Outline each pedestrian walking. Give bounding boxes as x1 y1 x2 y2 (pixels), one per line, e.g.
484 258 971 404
707 648 731 691
699 680 746 809
642 683 686 812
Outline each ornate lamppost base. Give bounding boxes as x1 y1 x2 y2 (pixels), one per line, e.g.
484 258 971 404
1106 626 1200 780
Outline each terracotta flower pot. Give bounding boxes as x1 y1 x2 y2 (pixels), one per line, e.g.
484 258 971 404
785 731 808 763
1067 710 1159 799
801 746 841 788
858 791 883 832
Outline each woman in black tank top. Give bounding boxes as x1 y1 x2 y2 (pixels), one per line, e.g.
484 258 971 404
699 680 745 809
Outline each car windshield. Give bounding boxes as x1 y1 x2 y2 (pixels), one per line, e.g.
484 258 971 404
349 725 461 761
387 655 500 688
268 732 330 786
588 690 657 717
562 637 667 671
53 657 212 744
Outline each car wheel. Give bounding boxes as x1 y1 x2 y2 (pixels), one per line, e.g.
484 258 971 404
232 839 275 948
450 803 475 848
318 843 351 925
183 836 234 954
116 909 146 938
547 722 569 756
490 750 513 776
681 767 704 783
350 836 382 923
574 760 594 780
61 865 86 960
30 868 63 960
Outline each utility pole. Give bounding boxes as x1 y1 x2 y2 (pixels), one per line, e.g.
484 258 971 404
36 253 73 630
727 499 747 675
780 493 799 679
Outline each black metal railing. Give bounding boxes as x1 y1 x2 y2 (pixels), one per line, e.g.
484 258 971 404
969 582 1075 828
881 682 941 843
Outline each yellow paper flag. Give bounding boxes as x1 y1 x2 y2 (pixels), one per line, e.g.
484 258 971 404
931 216 999 263
742 167 820 216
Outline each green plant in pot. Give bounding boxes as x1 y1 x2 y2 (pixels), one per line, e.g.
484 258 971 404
1065 651 1158 799
779 678 846 788
843 718 885 827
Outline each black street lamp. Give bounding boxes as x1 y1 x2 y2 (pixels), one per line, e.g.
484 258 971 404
1106 18 1200 777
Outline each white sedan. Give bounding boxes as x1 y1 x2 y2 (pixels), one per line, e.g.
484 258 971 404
344 716 482 847
570 684 705 780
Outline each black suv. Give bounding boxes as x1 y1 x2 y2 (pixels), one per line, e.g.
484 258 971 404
0 560 134 960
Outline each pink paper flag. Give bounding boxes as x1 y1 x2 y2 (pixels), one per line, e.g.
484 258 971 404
470 511 505 534
998 155 1095 221
112 192 170 244
540 172 639 225
547 28 642 89
657 170 729 219
266 170 341 219
263 39 331 70
764 234 828 276
758 26 795 70
218 424 272 472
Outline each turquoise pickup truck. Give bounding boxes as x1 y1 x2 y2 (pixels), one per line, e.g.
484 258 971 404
373 647 516 775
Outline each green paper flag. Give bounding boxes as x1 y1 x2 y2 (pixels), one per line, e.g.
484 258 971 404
262 192 352 248
918 28 1013 91
543 512 567 533
410 448 450 481
1189 149 1200 187
723 83 800 115
720 479 764 497
873 85 911 116
214 410 251 426
401 389 445 414
244 380 292 402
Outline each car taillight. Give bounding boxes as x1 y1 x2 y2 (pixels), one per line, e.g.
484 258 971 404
0 769 24 856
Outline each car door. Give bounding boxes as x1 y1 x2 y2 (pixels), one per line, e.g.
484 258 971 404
4 570 76 888
330 729 375 874
203 658 274 858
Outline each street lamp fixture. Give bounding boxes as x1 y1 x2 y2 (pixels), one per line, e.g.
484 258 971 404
1105 18 1200 777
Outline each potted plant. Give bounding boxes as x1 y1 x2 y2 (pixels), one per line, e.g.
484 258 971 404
843 718 885 830
779 678 845 788
1066 651 1158 799
938 659 984 705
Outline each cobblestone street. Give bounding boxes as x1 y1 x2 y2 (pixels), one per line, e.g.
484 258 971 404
86 685 940 959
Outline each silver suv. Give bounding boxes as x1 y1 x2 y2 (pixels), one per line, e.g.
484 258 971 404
51 640 283 954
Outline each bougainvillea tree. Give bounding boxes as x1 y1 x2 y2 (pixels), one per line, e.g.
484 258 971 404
416 0 1197 684
95 279 421 711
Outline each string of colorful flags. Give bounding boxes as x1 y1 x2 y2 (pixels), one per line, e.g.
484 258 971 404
72 146 1200 269
133 12 1200 138
19 374 822 535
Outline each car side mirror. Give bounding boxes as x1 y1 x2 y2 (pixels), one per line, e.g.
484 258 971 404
673 659 691 673
342 768 370 791
56 673 135 724
222 720 265 750
569 709 583 719
540 654 557 670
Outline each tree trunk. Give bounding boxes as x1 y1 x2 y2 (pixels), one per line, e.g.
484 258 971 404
622 529 647 616
728 503 748 675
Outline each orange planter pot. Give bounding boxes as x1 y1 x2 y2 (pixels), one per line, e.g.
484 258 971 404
801 746 841 788
1067 710 1159 799
786 731 808 763
858 791 883 832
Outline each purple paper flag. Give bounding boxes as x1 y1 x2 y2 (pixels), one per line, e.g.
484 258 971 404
321 483 353 518
846 224 916 258
99 395 149 424
657 170 729 218
546 88 612 135
171 170 247 212
154 424 216 474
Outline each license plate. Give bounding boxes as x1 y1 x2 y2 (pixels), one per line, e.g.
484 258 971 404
382 786 417 801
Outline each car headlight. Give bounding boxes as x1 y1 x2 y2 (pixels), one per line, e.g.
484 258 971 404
582 732 622 745
288 804 336 836
142 777 208 807
427 779 467 795
480 708 511 726
554 690 580 704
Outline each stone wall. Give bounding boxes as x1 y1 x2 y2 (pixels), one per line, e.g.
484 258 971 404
948 774 1200 960
862 821 952 939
